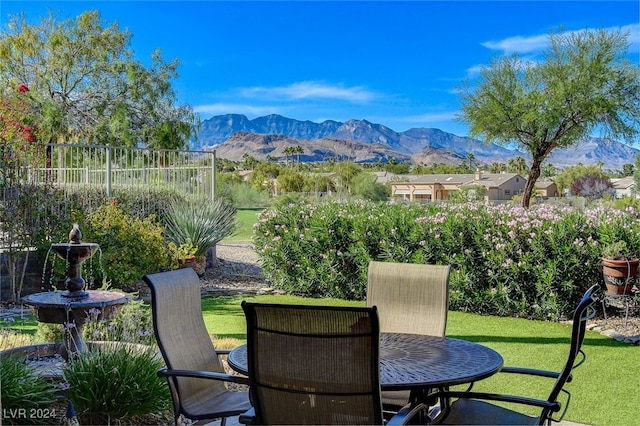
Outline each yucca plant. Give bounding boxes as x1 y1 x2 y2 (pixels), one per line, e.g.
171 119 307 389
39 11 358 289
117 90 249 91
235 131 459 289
163 197 239 257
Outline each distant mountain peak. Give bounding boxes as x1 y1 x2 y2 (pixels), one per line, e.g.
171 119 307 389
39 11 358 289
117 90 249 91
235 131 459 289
195 114 637 171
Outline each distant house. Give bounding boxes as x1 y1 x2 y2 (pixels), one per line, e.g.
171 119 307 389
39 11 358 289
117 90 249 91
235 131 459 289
611 177 636 198
372 171 401 184
390 171 526 202
535 181 559 198
238 170 253 181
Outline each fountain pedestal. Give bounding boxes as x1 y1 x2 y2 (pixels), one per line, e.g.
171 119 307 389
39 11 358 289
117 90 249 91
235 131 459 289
22 226 128 358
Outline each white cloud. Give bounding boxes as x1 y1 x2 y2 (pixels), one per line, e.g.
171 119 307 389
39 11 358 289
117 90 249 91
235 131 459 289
482 23 640 55
482 34 548 55
240 81 376 103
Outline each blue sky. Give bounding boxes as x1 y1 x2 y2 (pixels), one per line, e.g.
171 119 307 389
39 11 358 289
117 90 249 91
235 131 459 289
2 1 639 137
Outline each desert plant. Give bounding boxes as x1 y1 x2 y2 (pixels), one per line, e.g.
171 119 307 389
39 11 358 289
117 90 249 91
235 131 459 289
0 355 58 425
602 240 634 260
163 197 239 257
64 345 170 424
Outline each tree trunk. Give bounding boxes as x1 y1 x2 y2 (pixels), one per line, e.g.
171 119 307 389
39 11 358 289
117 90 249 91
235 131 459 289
522 161 542 208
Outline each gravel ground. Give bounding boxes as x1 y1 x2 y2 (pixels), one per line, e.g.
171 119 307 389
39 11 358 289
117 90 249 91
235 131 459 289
207 244 640 344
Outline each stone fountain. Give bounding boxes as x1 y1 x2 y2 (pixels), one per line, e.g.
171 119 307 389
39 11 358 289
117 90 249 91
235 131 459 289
21 224 128 358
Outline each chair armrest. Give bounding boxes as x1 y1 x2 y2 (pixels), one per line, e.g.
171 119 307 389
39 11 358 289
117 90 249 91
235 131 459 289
500 366 572 383
386 402 427 426
434 390 561 412
158 368 250 386
238 407 256 425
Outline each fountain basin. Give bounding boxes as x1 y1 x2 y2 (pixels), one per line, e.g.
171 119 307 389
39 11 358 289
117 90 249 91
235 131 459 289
50 242 99 262
22 291 128 325
22 290 129 357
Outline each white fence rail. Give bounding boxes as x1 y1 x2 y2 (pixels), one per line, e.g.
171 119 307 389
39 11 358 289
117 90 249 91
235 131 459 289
12 144 217 201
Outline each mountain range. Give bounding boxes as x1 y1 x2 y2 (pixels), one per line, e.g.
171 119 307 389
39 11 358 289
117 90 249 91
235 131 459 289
193 114 638 171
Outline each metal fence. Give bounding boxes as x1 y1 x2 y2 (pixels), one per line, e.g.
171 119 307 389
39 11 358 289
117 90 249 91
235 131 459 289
10 144 217 201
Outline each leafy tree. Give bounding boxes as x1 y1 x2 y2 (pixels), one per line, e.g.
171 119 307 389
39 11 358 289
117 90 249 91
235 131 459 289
303 174 336 194
569 174 615 198
248 161 280 191
331 161 362 195
411 163 467 174
0 10 197 149
457 28 640 208
620 163 634 177
216 170 243 195
242 153 258 170
450 184 487 203
383 160 411 174
277 168 305 192
554 163 605 196
351 172 389 201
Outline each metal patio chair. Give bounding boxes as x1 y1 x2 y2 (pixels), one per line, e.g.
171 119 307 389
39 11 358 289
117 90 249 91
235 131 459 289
433 284 600 426
144 268 251 425
239 302 425 425
367 261 451 411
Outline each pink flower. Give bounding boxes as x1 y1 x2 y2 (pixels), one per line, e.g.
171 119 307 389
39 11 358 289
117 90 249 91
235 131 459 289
18 84 29 93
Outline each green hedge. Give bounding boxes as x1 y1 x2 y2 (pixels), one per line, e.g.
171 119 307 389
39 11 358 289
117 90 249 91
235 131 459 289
253 200 640 320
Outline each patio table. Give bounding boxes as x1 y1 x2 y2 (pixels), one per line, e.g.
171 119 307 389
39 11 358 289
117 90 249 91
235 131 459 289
227 332 503 400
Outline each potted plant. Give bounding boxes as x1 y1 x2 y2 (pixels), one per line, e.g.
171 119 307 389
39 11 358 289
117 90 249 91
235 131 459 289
602 241 638 295
163 198 238 276
173 242 198 268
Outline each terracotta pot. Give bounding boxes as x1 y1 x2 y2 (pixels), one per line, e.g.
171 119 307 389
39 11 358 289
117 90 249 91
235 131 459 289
177 256 197 267
602 257 639 295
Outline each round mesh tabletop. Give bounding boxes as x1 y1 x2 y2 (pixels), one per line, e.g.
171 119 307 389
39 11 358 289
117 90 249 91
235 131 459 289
228 332 503 390
379 333 503 389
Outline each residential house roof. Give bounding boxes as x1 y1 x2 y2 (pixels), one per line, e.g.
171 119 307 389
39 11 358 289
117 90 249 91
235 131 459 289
394 172 524 188
612 177 635 190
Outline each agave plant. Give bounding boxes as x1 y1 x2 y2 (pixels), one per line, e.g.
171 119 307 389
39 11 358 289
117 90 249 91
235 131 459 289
163 198 238 257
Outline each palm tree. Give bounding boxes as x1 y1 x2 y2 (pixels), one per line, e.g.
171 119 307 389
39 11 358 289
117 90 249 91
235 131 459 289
294 145 304 164
508 156 528 175
466 153 476 170
490 162 506 173
283 146 295 167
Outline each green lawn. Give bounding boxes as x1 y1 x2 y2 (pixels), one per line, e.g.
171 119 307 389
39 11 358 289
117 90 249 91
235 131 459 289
223 208 265 243
3 292 636 425
202 294 639 426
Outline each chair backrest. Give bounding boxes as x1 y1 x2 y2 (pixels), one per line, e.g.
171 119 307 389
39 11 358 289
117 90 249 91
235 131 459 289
241 302 383 425
144 269 228 405
367 261 451 335
543 284 599 420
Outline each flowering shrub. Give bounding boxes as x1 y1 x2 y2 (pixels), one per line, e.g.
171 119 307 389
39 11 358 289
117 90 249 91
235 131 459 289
83 298 155 346
254 200 640 319
82 203 173 287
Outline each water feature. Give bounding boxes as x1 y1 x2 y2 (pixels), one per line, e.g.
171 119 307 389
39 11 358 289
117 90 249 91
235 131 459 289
21 225 128 358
